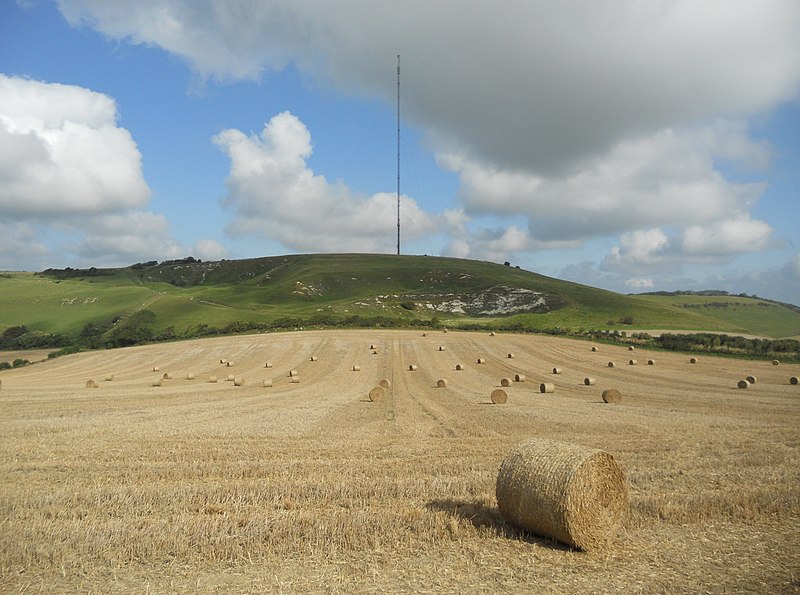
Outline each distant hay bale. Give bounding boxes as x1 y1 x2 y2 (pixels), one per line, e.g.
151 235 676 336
539 382 555 393
379 378 391 389
104 374 114 382
490 331 496 336
226 374 235 381
152 366 160 372
436 378 448 388
591 346 598 352
455 364 464 371
647 359 655 365
477 358 485 364
628 359 638 366
310 356 318 362
422 332 427 337
408 364 418 371
185 373 195 380
737 379 750 389
289 376 300 384
208 375 218 383
507 353 514 359
219 359 227 365
265 362 273 368
372 350 379 355
746 375 757 384
628 346 635 351
369 386 385 402
501 378 512 387
607 361 615 368
351 365 361 372
584 377 596 386
288 369 298 377
789 376 798 385
495 438 628 551
552 367 562 375
263 379 273 387
772 360 780 366
514 374 526 382
233 377 245 386
689 357 698 364
438 345 446 351
162 373 172 380
151 379 162 387
370 344 376 350
85 379 98 389
491 388 508 404
226 361 234 367
443 328 448 333
602 389 622 403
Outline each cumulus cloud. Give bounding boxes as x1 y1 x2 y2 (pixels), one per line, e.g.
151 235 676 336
0 74 150 216
214 111 436 252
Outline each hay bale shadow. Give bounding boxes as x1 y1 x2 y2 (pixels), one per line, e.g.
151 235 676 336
425 498 571 551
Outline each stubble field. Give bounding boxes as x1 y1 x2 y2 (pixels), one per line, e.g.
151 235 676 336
1 329 798 593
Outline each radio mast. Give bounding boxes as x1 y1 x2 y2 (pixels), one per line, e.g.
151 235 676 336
396 54 401 256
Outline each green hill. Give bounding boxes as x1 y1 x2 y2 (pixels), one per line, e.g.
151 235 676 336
1 254 799 345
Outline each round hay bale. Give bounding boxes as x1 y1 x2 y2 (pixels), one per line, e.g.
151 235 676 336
628 359 638 366
789 376 798 385
477 357 485 364
351 365 361 372
540 382 555 393
584 377 596 386
491 388 508 404
408 364 418 371
265 362 273 368
602 389 622 403
86 379 98 389
591 346 598 352
151 379 162 387
372 350 379 355
289 376 300 384
219 359 227 365
438 345 446 351
507 353 514 359
455 364 464 371
737 379 750 389
607 361 615 368
162 373 172 380
310 356 318 362
443 328 448 333
501 378 512 387
496 438 628 551
746 375 757 385
185 373 195 380
422 332 427 337
689 357 698 364
208 375 218 383
288 369 298 377
514 374 526 383
552 367 562 375
104 374 114 382
628 346 635 351
233 377 245 387
263 379 273 387
368 386 385 402
436 378 448 388
226 361 233 367
152 366 160 372
772 360 780 366
379 378 391 389
369 344 376 350
490 331 496 336
226 374 235 382
647 359 655 365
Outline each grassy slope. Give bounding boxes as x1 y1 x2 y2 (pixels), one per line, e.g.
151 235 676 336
1 254 799 338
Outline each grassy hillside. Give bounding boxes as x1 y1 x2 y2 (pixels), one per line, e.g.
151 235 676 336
1 254 799 341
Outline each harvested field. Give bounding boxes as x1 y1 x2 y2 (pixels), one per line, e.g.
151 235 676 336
0 329 798 593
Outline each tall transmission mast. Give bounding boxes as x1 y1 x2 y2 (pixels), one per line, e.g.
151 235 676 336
396 54 401 256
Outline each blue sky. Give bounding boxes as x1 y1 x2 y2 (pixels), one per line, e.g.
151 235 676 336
1 1 799 304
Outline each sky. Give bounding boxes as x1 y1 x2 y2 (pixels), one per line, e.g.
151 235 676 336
1 1 799 304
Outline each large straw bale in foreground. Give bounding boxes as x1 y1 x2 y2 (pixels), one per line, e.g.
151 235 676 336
496 438 628 551
790 376 798 385
491 389 508 404
368 386 385 402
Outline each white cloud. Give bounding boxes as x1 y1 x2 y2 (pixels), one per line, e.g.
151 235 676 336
625 278 655 290
214 111 436 252
192 238 228 261
682 215 773 256
0 75 150 216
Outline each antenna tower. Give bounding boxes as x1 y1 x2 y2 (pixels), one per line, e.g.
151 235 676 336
396 54 401 256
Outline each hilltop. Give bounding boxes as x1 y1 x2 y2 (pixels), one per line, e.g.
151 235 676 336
1 254 799 354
